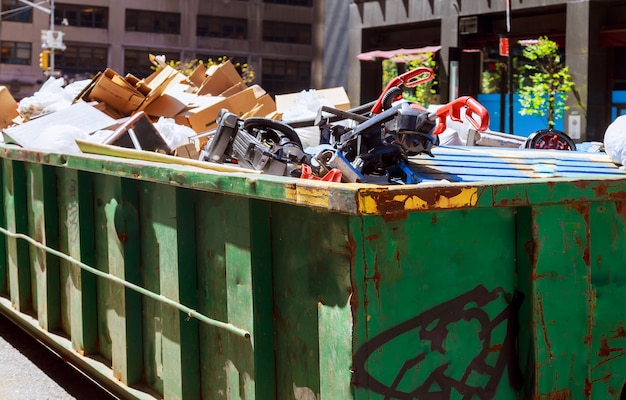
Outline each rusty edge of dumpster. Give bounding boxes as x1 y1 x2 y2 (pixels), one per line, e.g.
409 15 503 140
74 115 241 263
2 144 626 220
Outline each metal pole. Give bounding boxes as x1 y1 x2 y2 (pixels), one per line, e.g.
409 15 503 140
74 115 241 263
49 0 54 75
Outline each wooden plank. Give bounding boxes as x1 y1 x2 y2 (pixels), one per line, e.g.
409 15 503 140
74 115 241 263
26 163 60 331
3 159 31 312
57 169 98 354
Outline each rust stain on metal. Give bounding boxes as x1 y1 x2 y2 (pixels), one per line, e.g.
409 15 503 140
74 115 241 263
396 251 401 271
347 235 360 324
612 325 626 339
585 374 614 397
364 234 379 241
364 255 382 304
524 240 536 267
357 186 478 218
598 337 624 358
431 215 437 224
497 191 527 207
540 388 572 399
617 202 626 221
567 203 591 265
585 379 592 398
536 295 553 360
117 231 128 244
488 343 503 352
591 182 609 197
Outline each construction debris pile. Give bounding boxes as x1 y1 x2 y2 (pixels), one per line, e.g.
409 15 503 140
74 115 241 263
0 58 620 184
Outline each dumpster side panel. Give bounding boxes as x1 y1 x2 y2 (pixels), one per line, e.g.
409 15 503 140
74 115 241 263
57 168 98 355
94 175 143 384
139 181 165 396
4 159 31 312
516 200 626 398
196 192 230 396
589 200 626 398
521 203 591 397
352 207 520 399
139 182 200 400
272 203 353 399
26 163 61 332
196 191 275 400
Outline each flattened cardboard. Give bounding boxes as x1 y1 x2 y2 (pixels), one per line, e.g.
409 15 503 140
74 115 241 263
275 87 351 113
186 87 257 133
0 86 18 130
3 102 116 149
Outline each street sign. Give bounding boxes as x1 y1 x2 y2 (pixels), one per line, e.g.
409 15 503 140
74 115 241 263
41 30 66 50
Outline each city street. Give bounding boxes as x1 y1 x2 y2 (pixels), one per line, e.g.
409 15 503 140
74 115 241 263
0 312 116 400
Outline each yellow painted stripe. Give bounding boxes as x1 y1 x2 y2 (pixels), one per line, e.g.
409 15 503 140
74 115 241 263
357 186 479 214
284 182 331 208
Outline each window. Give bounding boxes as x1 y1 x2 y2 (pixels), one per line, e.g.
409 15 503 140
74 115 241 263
263 0 312 6
124 49 180 78
262 59 310 95
263 21 311 44
197 15 247 39
1 0 32 22
56 45 107 77
55 4 108 28
125 10 180 34
0 41 31 65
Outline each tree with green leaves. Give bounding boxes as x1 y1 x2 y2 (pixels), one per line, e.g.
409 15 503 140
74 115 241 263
517 36 574 129
381 51 438 106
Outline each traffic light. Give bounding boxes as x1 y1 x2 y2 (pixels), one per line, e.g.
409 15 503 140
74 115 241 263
39 50 51 71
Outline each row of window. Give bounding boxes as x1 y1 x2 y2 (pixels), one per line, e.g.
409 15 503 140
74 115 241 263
3 4 311 38
0 41 311 95
1 4 312 44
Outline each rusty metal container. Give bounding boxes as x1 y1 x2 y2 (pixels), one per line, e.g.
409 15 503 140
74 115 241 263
0 144 625 399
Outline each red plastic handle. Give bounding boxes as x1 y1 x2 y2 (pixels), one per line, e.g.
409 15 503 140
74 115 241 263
432 96 490 135
370 67 435 114
300 164 343 182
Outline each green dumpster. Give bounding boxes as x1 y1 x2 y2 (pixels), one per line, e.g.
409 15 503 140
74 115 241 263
0 143 626 399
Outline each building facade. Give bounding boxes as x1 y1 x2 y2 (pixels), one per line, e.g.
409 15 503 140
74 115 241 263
0 0 349 101
349 0 626 141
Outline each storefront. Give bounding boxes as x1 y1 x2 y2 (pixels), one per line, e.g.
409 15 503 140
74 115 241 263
349 0 626 141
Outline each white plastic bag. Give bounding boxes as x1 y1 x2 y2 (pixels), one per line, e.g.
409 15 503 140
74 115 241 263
603 115 626 169
153 117 197 149
17 77 73 120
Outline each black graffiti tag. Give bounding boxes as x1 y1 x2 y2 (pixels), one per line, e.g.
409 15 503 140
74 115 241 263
352 285 524 399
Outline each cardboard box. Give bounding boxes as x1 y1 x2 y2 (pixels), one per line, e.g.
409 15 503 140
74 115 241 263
77 69 145 116
0 86 18 130
218 81 247 98
275 87 351 113
197 60 244 96
174 142 200 159
136 66 187 115
181 86 258 133
188 63 207 88
252 93 277 117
